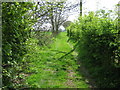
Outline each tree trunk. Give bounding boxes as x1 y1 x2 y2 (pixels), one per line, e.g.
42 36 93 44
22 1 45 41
80 0 82 16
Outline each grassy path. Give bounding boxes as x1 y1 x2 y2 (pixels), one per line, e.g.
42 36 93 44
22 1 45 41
24 32 89 88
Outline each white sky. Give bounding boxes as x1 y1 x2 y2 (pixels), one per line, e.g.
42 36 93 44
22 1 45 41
68 0 120 22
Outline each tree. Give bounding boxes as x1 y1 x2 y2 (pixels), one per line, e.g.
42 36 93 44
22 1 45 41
63 21 72 28
33 0 79 36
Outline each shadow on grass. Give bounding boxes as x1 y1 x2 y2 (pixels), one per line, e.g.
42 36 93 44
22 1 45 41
76 60 97 88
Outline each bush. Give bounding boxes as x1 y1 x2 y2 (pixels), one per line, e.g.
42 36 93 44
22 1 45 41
2 2 35 88
67 11 120 88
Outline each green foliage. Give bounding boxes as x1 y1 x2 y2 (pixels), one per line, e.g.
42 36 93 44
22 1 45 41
2 2 36 89
31 31 53 46
67 11 120 88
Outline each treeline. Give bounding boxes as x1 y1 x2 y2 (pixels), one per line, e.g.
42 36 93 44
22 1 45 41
67 11 120 88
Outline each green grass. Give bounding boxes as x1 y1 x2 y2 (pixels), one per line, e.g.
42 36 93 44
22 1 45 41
23 32 89 88
51 32 70 51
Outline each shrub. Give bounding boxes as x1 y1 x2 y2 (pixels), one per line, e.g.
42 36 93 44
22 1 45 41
67 11 120 88
2 2 35 88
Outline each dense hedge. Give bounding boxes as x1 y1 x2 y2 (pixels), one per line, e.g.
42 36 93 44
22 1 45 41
2 2 35 88
67 12 120 88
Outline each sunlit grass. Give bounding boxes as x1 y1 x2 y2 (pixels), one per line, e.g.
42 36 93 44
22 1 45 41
24 32 89 88
50 32 70 52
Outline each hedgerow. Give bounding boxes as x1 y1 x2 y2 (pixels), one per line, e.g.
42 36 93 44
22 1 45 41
2 2 36 89
67 11 120 88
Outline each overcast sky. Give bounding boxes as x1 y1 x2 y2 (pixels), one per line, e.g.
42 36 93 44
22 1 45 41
33 0 120 30
68 0 120 22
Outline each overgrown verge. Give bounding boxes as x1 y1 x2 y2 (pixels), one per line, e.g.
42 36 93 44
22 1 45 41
67 11 120 88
